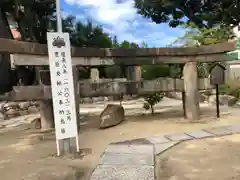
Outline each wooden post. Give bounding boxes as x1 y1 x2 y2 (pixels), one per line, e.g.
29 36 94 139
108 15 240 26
37 66 79 154
183 62 200 120
215 84 220 118
60 66 80 154
181 92 186 118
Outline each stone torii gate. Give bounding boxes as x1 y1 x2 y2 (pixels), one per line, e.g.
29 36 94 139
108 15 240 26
0 38 236 123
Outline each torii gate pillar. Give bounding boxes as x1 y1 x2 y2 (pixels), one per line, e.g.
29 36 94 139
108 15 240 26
183 61 200 120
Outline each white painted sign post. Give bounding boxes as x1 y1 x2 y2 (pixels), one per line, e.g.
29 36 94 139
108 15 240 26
46 0 79 156
47 32 79 156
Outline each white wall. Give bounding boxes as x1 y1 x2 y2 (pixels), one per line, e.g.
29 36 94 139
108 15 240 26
233 26 240 38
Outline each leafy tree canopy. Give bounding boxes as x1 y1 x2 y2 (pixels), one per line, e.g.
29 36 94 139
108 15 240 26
169 22 235 78
134 0 240 28
1 0 55 43
0 0 141 79
170 22 236 46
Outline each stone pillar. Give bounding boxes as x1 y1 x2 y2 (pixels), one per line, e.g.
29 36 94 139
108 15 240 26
39 99 54 130
126 66 137 96
37 67 54 130
135 66 142 81
90 68 100 82
90 68 100 102
183 62 200 120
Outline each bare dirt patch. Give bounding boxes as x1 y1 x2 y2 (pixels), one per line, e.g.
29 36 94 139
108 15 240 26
156 134 240 180
0 99 240 180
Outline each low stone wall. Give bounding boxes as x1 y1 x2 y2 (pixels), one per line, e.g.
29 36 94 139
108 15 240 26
166 90 240 107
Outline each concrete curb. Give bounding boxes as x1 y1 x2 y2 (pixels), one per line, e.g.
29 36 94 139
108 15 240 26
89 124 240 180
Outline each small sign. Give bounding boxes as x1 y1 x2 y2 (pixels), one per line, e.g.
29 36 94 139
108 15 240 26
47 32 78 140
209 63 226 118
210 63 226 85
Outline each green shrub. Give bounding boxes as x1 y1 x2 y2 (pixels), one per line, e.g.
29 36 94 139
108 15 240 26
143 93 164 115
219 79 240 98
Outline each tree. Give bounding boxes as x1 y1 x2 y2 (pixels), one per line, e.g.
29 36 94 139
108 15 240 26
170 23 235 46
170 23 235 77
1 0 55 43
141 41 171 79
143 93 164 115
134 0 240 29
105 40 140 79
140 42 166 115
0 1 147 129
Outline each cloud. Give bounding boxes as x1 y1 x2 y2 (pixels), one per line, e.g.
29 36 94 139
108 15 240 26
63 0 185 47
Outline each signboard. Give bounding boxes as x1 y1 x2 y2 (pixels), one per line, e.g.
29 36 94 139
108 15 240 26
210 63 226 85
209 63 226 118
47 32 78 140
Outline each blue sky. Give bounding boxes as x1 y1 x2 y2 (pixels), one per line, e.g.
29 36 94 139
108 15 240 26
62 0 186 47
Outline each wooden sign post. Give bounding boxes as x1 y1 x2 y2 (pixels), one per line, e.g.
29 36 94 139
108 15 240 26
46 0 79 156
47 33 79 156
210 63 226 118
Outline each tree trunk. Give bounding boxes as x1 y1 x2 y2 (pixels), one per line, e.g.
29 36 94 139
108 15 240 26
183 62 200 120
39 100 54 130
0 8 13 94
150 105 154 115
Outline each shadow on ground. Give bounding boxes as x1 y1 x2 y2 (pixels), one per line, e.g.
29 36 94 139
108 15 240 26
80 105 231 131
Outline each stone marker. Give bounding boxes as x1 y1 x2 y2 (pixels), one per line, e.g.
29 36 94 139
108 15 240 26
90 165 154 180
99 104 125 129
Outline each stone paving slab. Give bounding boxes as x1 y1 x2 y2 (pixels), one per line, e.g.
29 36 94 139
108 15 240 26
203 126 233 136
225 124 240 133
165 132 193 141
154 141 180 155
105 144 153 154
112 138 152 145
90 124 240 179
185 130 215 139
90 165 154 180
100 152 154 166
147 136 172 144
